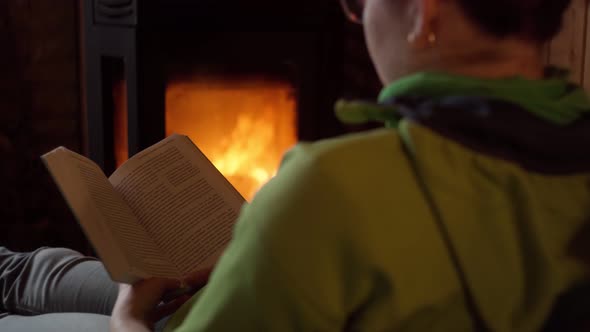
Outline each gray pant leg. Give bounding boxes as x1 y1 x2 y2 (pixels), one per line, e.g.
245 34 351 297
0 247 171 332
1 313 171 332
0 313 110 332
0 247 118 316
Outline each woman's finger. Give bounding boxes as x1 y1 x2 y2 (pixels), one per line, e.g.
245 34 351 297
152 295 192 322
183 268 212 287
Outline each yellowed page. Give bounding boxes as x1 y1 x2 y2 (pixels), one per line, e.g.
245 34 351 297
43 148 178 282
110 134 245 276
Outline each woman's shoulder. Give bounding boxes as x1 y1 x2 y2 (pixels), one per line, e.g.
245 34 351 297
242 127 428 238
280 128 406 172
264 127 424 203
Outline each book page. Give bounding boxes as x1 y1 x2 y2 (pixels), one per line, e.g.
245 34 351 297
110 134 245 277
43 148 178 282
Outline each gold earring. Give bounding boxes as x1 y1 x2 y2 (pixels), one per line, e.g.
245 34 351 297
407 31 437 45
428 32 437 44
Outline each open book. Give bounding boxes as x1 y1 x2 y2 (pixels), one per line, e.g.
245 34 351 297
42 134 245 284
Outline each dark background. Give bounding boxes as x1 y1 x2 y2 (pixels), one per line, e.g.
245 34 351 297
0 0 88 252
0 0 380 253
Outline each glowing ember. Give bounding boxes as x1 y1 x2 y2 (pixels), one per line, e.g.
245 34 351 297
165 77 297 201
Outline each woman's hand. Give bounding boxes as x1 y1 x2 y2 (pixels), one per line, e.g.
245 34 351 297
110 271 210 332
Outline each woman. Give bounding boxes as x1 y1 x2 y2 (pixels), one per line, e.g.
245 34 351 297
2 0 589 330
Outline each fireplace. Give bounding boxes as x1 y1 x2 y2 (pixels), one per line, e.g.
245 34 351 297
112 73 297 200
164 76 297 200
81 0 380 199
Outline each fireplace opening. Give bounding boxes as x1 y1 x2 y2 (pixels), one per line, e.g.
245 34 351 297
166 76 297 200
83 0 381 204
113 74 297 201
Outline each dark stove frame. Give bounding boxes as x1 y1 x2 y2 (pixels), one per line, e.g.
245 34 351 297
81 0 347 174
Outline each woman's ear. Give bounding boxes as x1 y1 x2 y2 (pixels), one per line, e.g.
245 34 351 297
406 0 439 48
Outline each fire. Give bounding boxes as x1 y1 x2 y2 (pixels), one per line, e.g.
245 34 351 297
165 77 297 201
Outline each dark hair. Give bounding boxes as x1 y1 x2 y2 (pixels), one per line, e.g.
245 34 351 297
456 0 572 42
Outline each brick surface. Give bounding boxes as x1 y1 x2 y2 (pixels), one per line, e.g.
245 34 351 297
0 0 85 252
30 86 79 117
0 87 29 133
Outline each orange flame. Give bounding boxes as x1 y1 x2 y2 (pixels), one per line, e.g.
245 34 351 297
165 77 297 201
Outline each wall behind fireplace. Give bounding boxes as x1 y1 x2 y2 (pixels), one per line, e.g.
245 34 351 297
0 0 88 252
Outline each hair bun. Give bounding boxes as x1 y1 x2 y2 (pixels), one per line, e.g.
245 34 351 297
527 0 571 41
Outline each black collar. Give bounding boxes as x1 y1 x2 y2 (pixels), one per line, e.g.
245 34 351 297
388 96 590 175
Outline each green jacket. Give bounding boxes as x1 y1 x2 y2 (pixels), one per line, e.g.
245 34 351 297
166 72 590 331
